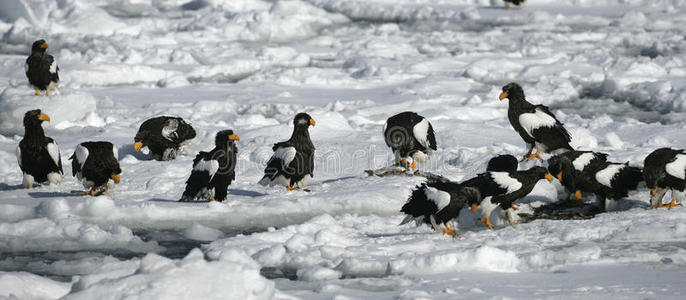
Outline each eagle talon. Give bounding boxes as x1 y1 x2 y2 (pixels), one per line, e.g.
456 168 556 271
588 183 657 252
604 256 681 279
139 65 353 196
480 218 494 230
287 185 299 191
660 200 680 210
508 220 515 227
511 204 519 210
34 90 40 96
441 227 456 236
526 150 542 161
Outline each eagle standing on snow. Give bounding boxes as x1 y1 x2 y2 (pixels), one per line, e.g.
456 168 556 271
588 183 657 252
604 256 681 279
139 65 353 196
547 151 608 206
582 161 642 212
180 130 239 202
70 141 121 196
499 82 573 161
134 116 196 161
504 0 525 9
26 40 59 96
401 180 481 237
384 112 437 170
16 109 63 188
259 113 315 191
463 166 553 229
643 148 686 209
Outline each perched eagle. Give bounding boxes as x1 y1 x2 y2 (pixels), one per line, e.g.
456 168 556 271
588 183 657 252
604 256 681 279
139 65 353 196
401 179 481 236
383 112 437 169
134 116 196 161
26 40 59 96
499 82 573 161
259 113 315 191
582 161 642 212
16 109 63 188
547 151 608 206
180 130 239 202
643 148 686 209
71 141 121 196
463 166 553 229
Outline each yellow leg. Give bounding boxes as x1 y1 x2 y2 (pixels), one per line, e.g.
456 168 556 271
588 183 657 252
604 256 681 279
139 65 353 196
480 218 494 230
508 219 515 227
210 196 216 202
34 90 40 96
27 184 33 189
511 204 519 210
410 161 417 170
660 199 680 210
45 90 50 96
526 149 542 161
287 185 299 191
441 227 456 236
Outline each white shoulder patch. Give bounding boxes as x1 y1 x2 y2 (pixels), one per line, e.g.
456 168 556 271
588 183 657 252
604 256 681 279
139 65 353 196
490 172 523 193
46 142 60 167
572 153 595 171
112 145 119 161
274 146 297 166
49 60 57 74
595 164 624 188
518 107 557 138
75 144 89 168
423 186 451 211
194 159 220 181
412 118 430 149
666 154 686 180
16 146 22 168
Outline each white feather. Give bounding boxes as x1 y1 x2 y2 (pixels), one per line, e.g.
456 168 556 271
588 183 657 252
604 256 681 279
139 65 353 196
572 153 595 171
47 172 61 184
595 164 624 188
161 119 179 142
423 186 451 211
46 142 60 167
75 144 89 168
274 146 297 166
16 146 21 168
490 172 522 193
24 62 29 74
112 145 119 161
518 107 557 138
412 118 430 150
194 159 220 181
412 151 428 163
49 60 57 73
22 173 34 189
666 154 686 180
479 196 499 220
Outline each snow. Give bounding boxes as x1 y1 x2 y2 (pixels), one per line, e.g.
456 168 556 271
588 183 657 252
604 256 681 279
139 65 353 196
1 0 686 298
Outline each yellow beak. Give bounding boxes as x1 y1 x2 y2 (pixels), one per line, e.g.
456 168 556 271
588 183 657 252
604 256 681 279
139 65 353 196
38 113 50 122
651 188 657 196
471 203 479 212
499 92 508 101
112 174 121 184
40 42 49 49
133 142 143 152
229 134 240 141
545 173 554 182
310 118 316 126
574 190 582 200
556 172 563 181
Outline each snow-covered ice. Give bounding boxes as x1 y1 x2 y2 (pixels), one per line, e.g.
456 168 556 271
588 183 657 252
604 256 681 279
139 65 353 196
1 0 686 299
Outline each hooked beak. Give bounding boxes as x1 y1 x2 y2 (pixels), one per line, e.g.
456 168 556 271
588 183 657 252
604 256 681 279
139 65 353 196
310 118 316 126
499 92 508 101
556 172 563 181
133 142 143 152
544 173 554 182
229 133 240 141
111 174 121 184
470 203 479 212
40 42 49 49
38 113 50 122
